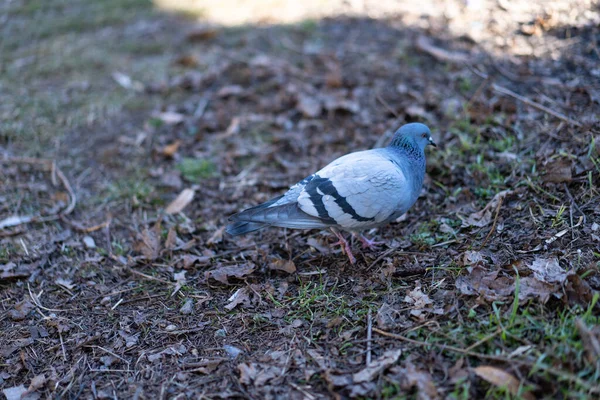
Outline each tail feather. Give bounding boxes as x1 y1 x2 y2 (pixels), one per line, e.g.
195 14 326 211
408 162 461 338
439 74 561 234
226 221 268 236
227 201 331 234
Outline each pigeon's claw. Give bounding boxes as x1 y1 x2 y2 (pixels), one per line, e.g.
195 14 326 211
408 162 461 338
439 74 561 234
354 233 385 250
331 228 357 265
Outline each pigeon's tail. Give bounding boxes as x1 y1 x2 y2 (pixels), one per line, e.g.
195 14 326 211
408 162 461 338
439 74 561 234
226 221 268 236
227 201 331 235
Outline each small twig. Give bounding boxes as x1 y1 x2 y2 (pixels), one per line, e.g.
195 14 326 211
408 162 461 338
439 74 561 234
373 327 515 362
467 68 582 127
111 298 124 310
464 329 501 352
86 345 130 365
51 160 76 215
563 183 587 224
0 157 77 229
27 283 72 312
478 196 504 250
491 84 582 127
127 268 172 285
59 331 68 361
366 311 373 366
375 93 399 118
60 217 111 233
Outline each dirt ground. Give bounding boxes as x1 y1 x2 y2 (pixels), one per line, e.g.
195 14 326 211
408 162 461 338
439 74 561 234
1 0 600 398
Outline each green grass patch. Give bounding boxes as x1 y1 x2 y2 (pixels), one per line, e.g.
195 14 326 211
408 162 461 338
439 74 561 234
178 158 218 181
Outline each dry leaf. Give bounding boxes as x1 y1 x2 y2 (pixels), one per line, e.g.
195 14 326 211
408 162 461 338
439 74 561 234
461 190 512 228
10 300 34 321
27 374 47 392
528 257 568 284
542 158 572 183
268 259 296 274
518 277 557 303
178 254 211 269
162 140 181 158
55 278 75 290
165 188 195 215
205 263 255 284
455 267 514 301
404 283 433 309
225 287 252 310
461 250 486 266
133 221 162 260
207 226 225 245
401 361 438 400
353 349 402 383
238 363 258 385
473 366 534 400
164 227 178 250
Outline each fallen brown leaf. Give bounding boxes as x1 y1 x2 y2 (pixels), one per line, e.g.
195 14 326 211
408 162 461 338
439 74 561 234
205 263 255 284
460 190 512 228
165 188 195 215
133 221 162 260
268 259 296 274
353 349 401 383
225 287 253 310
161 140 181 158
473 365 534 400
542 158 572 183
528 257 568 284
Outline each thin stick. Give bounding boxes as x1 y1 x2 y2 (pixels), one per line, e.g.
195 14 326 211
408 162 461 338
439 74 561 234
376 93 399 118
366 311 373 366
491 84 582 127
0 157 77 229
478 196 504 250
466 67 582 128
59 331 67 361
127 268 172 285
563 183 587 224
373 327 513 362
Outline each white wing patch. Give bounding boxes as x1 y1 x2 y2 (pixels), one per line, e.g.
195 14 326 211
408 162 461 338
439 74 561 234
297 150 409 229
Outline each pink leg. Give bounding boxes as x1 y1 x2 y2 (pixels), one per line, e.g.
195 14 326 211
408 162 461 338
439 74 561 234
353 233 385 250
330 228 356 265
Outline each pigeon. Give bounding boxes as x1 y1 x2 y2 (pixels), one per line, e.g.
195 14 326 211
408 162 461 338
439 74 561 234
226 123 436 264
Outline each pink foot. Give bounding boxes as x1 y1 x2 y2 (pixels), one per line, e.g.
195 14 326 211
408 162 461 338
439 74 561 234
331 229 357 265
354 233 384 250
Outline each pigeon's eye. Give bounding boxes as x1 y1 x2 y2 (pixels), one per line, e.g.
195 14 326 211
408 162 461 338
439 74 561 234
421 133 427 138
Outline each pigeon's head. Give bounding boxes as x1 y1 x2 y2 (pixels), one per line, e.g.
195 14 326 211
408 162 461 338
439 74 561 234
392 123 436 150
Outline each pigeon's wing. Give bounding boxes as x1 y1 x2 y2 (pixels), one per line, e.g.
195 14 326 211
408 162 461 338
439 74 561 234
226 175 333 234
296 150 409 229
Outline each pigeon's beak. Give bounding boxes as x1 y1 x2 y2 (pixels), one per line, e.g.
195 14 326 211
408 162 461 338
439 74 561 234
428 137 437 147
